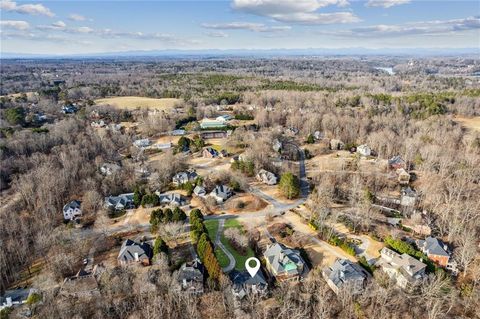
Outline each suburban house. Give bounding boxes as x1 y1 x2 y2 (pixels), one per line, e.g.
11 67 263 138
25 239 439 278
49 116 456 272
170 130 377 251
171 129 186 136
322 259 370 295
396 168 411 185
63 200 82 221
193 185 207 197
91 120 106 128
272 139 282 153
202 147 219 158
33 112 48 123
105 193 135 211
229 270 268 299
172 169 198 186
209 185 233 203
199 118 227 129
401 187 417 207
133 138 151 148
151 142 172 150
314 131 323 140
100 163 121 176
378 247 427 289
216 114 232 123
330 139 345 150
156 192 186 206
416 237 451 268
208 185 233 204
0 289 36 311
60 265 104 297
357 144 372 157
256 169 278 185
117 239 153 266
200 131 228 139
264 242 308 282
388 155 406 170
62 104 78 114
177 259 205 294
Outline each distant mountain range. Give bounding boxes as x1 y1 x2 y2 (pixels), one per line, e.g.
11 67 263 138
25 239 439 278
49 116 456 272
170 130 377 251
1 47 479 59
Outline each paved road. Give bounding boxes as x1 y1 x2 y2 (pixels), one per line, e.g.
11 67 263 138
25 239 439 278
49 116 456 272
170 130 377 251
215 219 236 272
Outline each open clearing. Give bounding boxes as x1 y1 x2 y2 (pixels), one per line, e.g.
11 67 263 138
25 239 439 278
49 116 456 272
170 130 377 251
95 96 182 110
454 116 480 132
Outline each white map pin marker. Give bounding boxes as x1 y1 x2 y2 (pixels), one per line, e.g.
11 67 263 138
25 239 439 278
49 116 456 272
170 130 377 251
245 257 260 278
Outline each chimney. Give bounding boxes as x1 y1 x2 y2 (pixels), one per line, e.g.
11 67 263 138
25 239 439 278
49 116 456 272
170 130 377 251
134 252 139 262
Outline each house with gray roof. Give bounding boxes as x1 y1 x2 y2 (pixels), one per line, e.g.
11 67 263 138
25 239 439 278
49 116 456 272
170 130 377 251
193 185 207 197
256 169 278 185
117 239 152 266
401 187 417 207
0 289 36 311
100 163 121 176
263 242 308 282
357 144 372 157
388 155 406 170
272 139 282 153
171 129 186 136
209 185 233 203
156 192 186 206
60 265 104 297
229 270 268 299
378 247 426 289
133 138 151 148
172 169 198 186
216 114 232 123
63 200 82 221
202 147 219 158
177 258 204 294
322 259 370 295
105 193 135 211
416 237 451 268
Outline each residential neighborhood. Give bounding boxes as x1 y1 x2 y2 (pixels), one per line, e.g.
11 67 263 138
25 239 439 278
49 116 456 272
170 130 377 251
1 11 479 317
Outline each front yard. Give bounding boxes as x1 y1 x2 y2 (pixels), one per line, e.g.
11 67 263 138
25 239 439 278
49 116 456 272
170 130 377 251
204 218 254 271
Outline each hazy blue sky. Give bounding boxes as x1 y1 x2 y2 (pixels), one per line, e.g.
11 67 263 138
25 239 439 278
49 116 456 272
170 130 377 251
1 0 479 54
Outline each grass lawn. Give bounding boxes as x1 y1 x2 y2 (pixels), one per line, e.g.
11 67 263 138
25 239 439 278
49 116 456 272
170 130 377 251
221 219 254 271
214 247 230 268
95 96 182 110
204 219 219 240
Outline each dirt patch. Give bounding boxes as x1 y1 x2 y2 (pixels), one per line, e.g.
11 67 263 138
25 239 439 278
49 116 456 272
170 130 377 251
224 193 268 213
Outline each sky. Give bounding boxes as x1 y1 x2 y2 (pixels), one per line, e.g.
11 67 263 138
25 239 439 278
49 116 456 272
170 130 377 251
0 0 479 55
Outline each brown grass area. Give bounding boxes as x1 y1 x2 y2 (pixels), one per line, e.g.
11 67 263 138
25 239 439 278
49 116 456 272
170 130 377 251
454 116 480 132
95 96 182 110
306 151 388 178
225 194 269 213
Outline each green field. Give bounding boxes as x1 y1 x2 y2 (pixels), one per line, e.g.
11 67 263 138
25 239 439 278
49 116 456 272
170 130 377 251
220 219 254 271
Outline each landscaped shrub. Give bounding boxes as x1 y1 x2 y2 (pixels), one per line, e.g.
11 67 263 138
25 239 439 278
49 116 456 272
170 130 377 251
141 193 159 207
278 172 300 199
153 236 168 255
231 159 254 177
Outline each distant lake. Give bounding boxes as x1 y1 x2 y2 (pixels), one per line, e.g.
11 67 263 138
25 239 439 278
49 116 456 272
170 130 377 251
375 67 395 75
